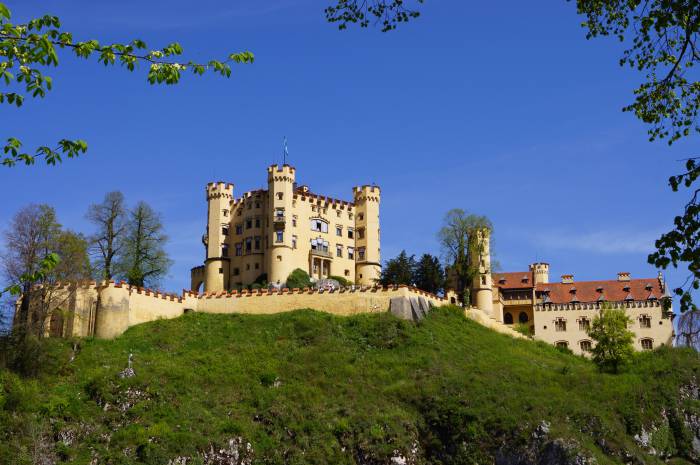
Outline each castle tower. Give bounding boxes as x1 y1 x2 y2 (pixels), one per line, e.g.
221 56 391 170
266 164 296 285
204 182 234 292
353 185 381 286
472 228 494 316
530 262 550 284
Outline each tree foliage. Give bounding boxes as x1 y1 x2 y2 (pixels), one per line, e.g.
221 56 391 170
325 0 425 32
86 191 127 281
438 209 492 304
0 2 253 167
286 268 312 290
0 205 91 336
413 253 445 294
116 202 171 288
575 1 700 316
587 304 635 373
379 250 417 286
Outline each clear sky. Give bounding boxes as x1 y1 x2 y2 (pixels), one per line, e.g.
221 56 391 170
1 0 697 298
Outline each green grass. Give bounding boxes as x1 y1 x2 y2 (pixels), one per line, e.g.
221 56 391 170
1 306 699 464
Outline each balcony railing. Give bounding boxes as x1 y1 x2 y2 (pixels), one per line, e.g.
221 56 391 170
310 248 332 258
273 215 285 230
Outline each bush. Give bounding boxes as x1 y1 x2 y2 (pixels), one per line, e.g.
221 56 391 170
513 323 532 337
329 275 352 287
286 268 311 289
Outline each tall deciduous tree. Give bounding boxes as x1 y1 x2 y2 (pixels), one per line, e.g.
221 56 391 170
574 1 700 319
379 250 417 286
86 191 127 281
1 205 91 335
117 202 171 288
414 253 445 294
438 209 492 305
587 304 635 374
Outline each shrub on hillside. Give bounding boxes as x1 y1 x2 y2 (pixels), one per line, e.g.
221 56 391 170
286 268 311 289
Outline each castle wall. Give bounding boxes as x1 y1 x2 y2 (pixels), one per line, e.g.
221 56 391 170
534 300 674 355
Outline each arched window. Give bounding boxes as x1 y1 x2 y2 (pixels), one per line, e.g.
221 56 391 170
519 312 529 323
555 341 569 349
641 338 653 350
504 312 513 324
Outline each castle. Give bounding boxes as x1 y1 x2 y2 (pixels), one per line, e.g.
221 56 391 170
14 164 675 353
190 164 381 293
463 229 675 355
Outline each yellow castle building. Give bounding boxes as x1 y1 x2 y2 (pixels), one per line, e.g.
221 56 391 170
190 164 381 293
465 229 676 355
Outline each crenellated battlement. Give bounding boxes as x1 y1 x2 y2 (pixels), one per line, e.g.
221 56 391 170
206 182 234 200
267 164 295 183
353 185 381 202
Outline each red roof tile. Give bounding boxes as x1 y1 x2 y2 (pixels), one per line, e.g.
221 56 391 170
535 278 664 304
493 271 534 289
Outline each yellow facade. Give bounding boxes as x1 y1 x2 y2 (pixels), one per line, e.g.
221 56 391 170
191 165 381 293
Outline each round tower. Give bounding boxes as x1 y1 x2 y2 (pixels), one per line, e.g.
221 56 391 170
353 185 381 286
472 228 494 316
530 262 550 284
266 164 296 285
204 182 234 292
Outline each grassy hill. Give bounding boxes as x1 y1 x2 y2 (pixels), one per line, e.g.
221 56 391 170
1 306 700 464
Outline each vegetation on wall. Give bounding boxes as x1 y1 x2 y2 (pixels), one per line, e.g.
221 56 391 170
1 307 699 464
285 268 312 290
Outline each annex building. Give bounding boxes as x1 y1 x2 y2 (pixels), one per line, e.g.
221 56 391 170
469 230 675 355
190 164 381 293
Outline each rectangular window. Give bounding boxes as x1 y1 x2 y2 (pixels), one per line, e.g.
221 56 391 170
235 224 243 235
555 319 567 332
348 228 354 239
311 220 328 233
348 247 355 260
222 244 229 258
233 268 240 276
578 318 590 331
255 218 261 228
276 231 283 243
275 209 284 220
255 262 259 270
358 213 364 220
358 247 366 260
235 243 242 256
246 219 252 229
222 226 229 236
336 245 343 258
245 238 252 253
358 228 365 239
255 201 260 209
640 315 651 328
641 338 653 350
292 235 297 249
336 226 342 236
254 236 261 250
336 210 341 217
292 215 297 227
222 210 229 217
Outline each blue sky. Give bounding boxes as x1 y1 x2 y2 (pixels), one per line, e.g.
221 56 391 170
1 0 697 298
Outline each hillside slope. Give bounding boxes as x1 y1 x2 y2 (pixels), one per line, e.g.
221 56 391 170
1 306 700 465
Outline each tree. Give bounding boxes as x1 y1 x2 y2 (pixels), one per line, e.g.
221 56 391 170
0 3 253 168
325 0 425 32
438 209 492 305
0 205 91 336
379 250 416 286
116 202 171 288
413 253 445 294
587 304 635 373
286 268 312 289
86 191 127 281
574 2 700 314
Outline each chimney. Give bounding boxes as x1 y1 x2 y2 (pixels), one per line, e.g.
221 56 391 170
617 272 631 282
561 274 574 284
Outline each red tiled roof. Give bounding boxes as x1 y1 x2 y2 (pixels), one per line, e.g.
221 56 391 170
493 271 534 289
535 278 664 304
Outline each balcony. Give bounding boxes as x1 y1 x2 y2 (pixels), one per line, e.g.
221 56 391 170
310 248 332 259
273 214 285 230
